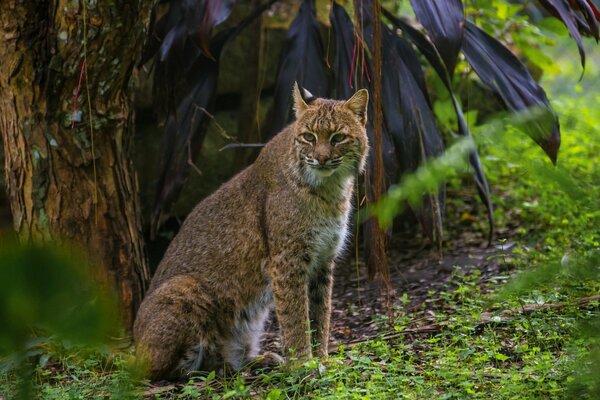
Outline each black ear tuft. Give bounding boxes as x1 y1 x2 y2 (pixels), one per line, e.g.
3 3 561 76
292 81 309 118
301 87 316 104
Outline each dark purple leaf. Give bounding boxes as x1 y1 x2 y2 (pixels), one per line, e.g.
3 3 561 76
266 0 328 137
330 2 398 265
539 0 586 69
349 1 445 246
409 0 464 74
330 2 359 99
384 9 494 243
159 25 185 62
586 0 600 20
463 21 561 164
150 1 277 235
574 0 599 40
381 25 445 246
195 0 238 58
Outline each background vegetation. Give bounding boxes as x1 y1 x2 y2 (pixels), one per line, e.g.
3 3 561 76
1 0 599 398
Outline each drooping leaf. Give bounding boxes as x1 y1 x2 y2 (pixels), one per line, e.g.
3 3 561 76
331 2 398 274
539 0 587 69
585 0 600 21
266 0 328 137
539 0 600 41
140 0 182 67
382 27 446 246
573 0 599 40
150 1 277 235
349 1 445 246
462 21 561 164
142 0 241 114
330 2 360 99
380 26 444 171
409 0 464 74
151 36 223 237
194 0 239 58
383 9 494 243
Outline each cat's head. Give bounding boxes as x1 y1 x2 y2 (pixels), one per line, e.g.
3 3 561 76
292 83 369 186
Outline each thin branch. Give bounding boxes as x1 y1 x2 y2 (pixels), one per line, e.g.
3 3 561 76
187 140 202 176
193 104 236 141
219 143 265 151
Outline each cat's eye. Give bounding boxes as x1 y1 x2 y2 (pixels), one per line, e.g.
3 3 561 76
302 132 317 143
330 133 346 144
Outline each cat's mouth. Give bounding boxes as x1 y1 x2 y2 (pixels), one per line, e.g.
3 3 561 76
304 160 341 179
304 157 343 171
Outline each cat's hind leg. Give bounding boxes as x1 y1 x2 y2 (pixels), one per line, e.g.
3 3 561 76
134 275 214 380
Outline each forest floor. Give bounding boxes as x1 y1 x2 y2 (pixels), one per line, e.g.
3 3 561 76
2 40 600 400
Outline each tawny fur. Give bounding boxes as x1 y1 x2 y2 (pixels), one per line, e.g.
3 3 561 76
133 84 369 380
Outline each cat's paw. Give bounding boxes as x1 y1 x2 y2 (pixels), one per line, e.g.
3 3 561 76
246 352 285 371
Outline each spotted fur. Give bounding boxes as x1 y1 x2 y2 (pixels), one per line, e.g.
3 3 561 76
133 83 369 380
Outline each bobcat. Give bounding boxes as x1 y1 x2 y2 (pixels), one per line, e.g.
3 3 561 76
133 83 369 380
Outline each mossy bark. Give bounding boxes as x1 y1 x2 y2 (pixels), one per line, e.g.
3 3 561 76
0 0 151 331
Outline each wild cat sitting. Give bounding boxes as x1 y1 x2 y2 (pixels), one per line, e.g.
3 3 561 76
133 83 370 380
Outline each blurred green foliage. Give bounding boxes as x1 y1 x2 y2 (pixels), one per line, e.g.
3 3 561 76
0 241 120 399
372 136 473 229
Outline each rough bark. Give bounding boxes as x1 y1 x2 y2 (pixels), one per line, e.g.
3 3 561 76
0 0 152 331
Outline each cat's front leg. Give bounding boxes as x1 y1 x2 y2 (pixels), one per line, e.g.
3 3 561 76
309 261 334 357
269 254 312 359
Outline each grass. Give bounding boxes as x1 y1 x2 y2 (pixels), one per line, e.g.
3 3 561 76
2 35 600 400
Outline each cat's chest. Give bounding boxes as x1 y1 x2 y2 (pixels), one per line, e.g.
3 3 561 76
306 208 350 264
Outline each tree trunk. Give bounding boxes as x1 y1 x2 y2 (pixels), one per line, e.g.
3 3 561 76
0 0 151 332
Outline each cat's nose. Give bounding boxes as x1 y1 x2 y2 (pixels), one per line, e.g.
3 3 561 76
316 155 329 165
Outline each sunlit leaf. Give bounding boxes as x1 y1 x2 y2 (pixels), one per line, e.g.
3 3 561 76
373 137 474 230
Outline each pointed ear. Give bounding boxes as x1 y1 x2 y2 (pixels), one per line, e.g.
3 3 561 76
293 82 309 118
344 89 369 125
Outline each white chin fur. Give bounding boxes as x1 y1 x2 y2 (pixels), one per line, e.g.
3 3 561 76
302 166 337 187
